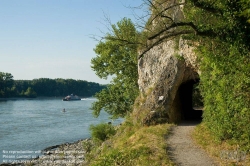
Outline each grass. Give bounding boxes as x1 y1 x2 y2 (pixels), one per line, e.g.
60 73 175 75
85 117 174 166
192 123 250 166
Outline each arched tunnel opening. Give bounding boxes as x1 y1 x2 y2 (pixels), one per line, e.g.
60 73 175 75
178 79 203 121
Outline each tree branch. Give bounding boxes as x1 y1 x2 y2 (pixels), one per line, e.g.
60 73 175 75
148 2 185 25
148 22 194 40
104 36 145 46
190 0 223 14
148 21 217 41
138 30 194 59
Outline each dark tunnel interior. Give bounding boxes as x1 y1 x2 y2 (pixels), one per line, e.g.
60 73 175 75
178 79 203 121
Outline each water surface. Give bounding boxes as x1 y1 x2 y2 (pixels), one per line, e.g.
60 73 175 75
0 98 121 163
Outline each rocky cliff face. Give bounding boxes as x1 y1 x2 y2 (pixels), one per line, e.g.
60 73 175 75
133 0 203 125
135 38 200 125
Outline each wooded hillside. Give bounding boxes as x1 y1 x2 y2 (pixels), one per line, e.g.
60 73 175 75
0 72 105 98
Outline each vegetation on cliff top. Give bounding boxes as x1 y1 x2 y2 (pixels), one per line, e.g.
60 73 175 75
184 0 250 151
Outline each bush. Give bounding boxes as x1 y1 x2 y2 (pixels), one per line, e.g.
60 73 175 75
89 123 116 143
196 41 250 151
192 83 203 108
182 0 250 151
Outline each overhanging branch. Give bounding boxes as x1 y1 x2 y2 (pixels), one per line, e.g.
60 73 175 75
148 2 185 25
138 30 194 59
190 0 223 14
104 36 144 46
148 22 196 40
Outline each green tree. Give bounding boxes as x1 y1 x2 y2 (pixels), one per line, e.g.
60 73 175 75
91 18 139 119
240 0 250 23
13 78 104 97
0 72 14 97
24 87 37 98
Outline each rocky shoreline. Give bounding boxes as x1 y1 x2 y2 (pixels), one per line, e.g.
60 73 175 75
1 139 91 166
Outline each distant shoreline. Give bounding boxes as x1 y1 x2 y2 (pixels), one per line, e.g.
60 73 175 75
0 97 61 101
0 96 94 101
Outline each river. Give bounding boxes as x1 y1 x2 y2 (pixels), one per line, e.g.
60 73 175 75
0 98 122 163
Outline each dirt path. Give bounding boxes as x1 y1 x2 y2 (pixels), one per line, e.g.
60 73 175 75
167 121 217 166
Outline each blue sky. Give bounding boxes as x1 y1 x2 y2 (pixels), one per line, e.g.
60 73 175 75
0 0 145 84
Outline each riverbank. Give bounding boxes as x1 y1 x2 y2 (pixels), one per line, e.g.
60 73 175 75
0 97 95 102
0 97 65 101
0 139 90 166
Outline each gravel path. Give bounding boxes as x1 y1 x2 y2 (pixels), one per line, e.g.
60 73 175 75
167 121 217 166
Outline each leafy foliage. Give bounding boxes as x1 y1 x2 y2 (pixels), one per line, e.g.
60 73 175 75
30 78 105 97
24 87 37 98
192 83 203 108
182 0 250 150
138 0 250 151
0 72 14 97
89 123 116 143
240 0 250 23
91 18 139 119
0 75 105 98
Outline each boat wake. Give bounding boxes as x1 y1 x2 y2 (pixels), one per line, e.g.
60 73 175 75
81 98 97 101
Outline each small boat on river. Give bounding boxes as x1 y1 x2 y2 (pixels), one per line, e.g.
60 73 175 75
62 94 81 101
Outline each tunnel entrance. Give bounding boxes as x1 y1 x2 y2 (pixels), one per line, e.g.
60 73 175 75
178 79 203 121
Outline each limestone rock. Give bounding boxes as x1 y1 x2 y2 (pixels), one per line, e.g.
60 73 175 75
136 39 199 125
